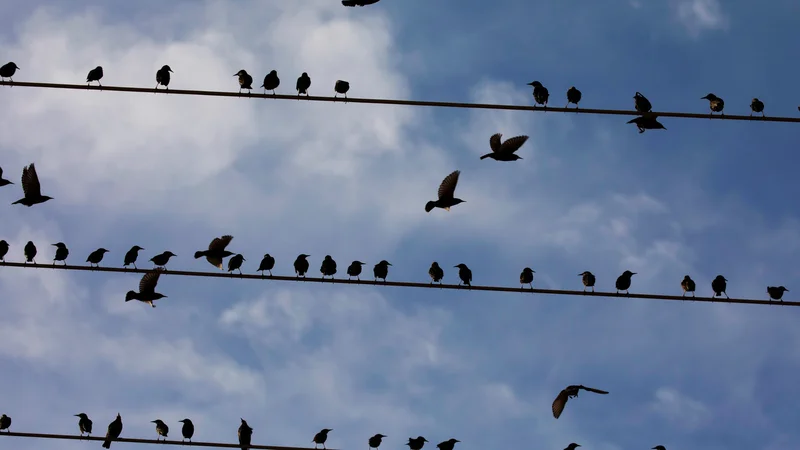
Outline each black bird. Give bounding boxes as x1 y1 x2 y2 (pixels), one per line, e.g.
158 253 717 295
261 70 280 94
257 253 275 276
12 163 53 206
0 414 10 432
179 419 194 442
564 444 581 450
155 65 173 90
429 262 444 284
102 413 122 449
53 242 69 265
0 166 12 186
369 434 386 450
634 91 652 112
294 254 311 277
150 251 176 269
228 253 246 275
123 245 144 269
520 267 535 289
407 437 428 450
652 446 666 450
579 271 595 292
342 0 380 5
321 255 337 279
238 419 253 450
552 385 609 419
24 240 37 264
152 419 169 440
768 286 789 301
425 170 465 213
86 66 103 86
615 270 636 294
373 260 392 281
566 86 582 108
334 80 350 99
455 263 472 286
711 275 728 298
701 93 724 115
436 439 460 450
313 429 332 449
627 115 666 134
0 62 19 82
86 248 109 268
480 133 529 161
125 268 167 308
195 235 235 269
750 98 765 117
234 70 253 94
681 275 696 298
527 81 549 107
75 413 93 436
297 72 311 96
0 240 7 262
346 260 365 280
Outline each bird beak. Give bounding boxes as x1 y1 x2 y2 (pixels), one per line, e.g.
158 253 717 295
388 263 392 266
151 420 157 423
170 69 174 73
631 272 637 275
455 440 460 443
74 414 80 417
233 73 238 76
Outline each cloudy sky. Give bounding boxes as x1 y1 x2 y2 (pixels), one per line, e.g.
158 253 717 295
0 1 799 449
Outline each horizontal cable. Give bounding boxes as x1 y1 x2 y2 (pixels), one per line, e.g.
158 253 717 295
0 261 793 307
1 80 798 123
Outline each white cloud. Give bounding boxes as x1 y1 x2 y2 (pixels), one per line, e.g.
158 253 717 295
649 387 711 430
673 0 729 37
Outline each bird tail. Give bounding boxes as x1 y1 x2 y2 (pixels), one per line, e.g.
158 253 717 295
102 439 112 449
342 0 357 5
207 256 223 269
125 291 137 302
193 251 205 259
425 201 436 213
479 153 493 160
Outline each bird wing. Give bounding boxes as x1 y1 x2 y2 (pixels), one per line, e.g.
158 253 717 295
489 133 502 152
139 269 163 294
552 389 569 418
580 385 609 394
499 135 529 154
209 235 233 251
0 166 3 178
21 163 42 197
437 170 460 200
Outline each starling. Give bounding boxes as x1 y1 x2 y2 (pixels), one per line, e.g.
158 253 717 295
552 384 609 419
346 260 365 280
155 65 173 90
342 0 381 5
179 419 194 442
0 240 7 262
520 267 535 288
86 66 104 86
633 91 652 113
701 93 724 115
711 275 728 299
373 260 392 281
313 429 332 449
334 80 350 99
627 115 666 134
681 275 696 298
261 70 280 94
564 444 581 450
24 240 37 264
0 414 10 432
102 413 122 449
195 235 235 269
407 437 428 450
566 86 582 108
152 419 169 440
150 251 176 269
228 253 246 275
527 81 549 107
297 72 311 96
294 254 311 277
768 286 789 301
480 133 529 161
369 434 386 450
425 170 465 213
578 271 595 292
86 248 109 267
321 255 337 279
455 263 472 286
615 270 636 294
428 262 444 284
53 242 69 265
436 439 460 450
750 98 765 117
0 166 12 186
125 268 167 308
124 245 144 269
0 62 19 82
257 253 276 276
234 70 253 94
652 447 666 450
12 163 53 206
75 413 93 436
238 419 253 450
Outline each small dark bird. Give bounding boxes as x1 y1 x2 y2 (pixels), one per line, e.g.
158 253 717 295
634 91 652 112
238 419 253 450
86 248 109 268
425 170 465 213
297 72 311 96
407 437 428 450
652 446 666 450
346 260 365 280
195 235 235 269
701 93 724 115
12 163 53 206
342 0 380 5
627 115 666 133
0 62 19 82
75 413 93 436
616 270 636 294
234 70 253 94
527 81 549 107
86 66 104 86
53 242 69 265
0 166 12 186
0 240 7 261
480 133 529 161
564 444 581 450
125 268 167 308
124 245 144 269
321 255 337 279
369 434 386 450
552 385 609 419
711 275 728 298
566 86 582 108
150 251 176 269
102 413 122 449
152 419 169 440
768 286 789 301
455 263 472 286
261 70 280 94
579 271 595 292
750 98 765 117
681 275 696 298
520 267 535 289
436 439 460 450
155 65 173 90
179 419 194 442
313 428 332 449
0 414 10 432
294 254 311 277
374 260 392 281
258 253 276 276
24 240 37 264
334 80 350 99
228 253 246 275
429 262 444 284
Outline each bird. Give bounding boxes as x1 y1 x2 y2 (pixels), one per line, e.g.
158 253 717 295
520 267 535 289
102 413 122 449
407 437 428 450
373 260 392 281
123 245 144 269
297 72 311 96
313 428 332 449
86 66 104 86
527 81 549 107
75 413 93 436
86 248 109 268
701 93 724 115
125 268 167 308
681 275 696 298
238 419 253 450
342 0 381 5
0 414 10 432
425 170 465 213
228 254 246 275
579 271 595 292
257 253 276 276
346 261 365 280
436 439 460 450
566 86 582 108
24 241 37 264
334 80 350 99
179 419 194 442
150 251 176 269
155 65 173 90
480 133 529 161
652 446 666 450
615 270 636 294
195 235 235 269
234 70 253 94
369 434 386 450
455 263 472 286
552 384 609 419
750 98 765 117
711 275 728 298
768 286 789 301
0 240 7 262
634 91 652 112
0 62 19 82
321 255 337 279
261 70 280 94
627 115 666 134
294 254 311 277
429 262 444 284
564 444 581 450
152 419 169 440
53 242 69 265
12 163 53 206
0 166 13 187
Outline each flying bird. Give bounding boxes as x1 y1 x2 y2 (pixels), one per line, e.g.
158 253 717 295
86 248 109 268
152 419 169 440
633 91 652 112
75 413 93 436
0 166 13 186
425 170 465 213
238 419 253 450
234 70 253 94
480 133 529 161
455 263 472 286
179 419 194 442
53 242 69 265
321 255 337 279
195 235 235 269
12 163 53 206
0 414 10 432
374 260 392 281
750 98 765 117
342 0 381 5
334 80 350 99
86 66 103 86
407 437 428 450
313 428 332 449
627 115 666 134
768 286 789 301
125 268 167 308
566 86 582 108
150 251 176 269
369 434 387 450
711 275 728 298
527 81 549 107
681 275 696 298
261 70 280 94
155 65 173 90
102 413 122 449
294 254 311 277
701 93 724 115
257 253 275 276
429 262 444 284
436 439 460 450
0 62 19 82
520 267 535 289
0 240 7 262
552 385 609 419
579 271 595 292
297 72 311 96
346 260 365 280
123 245 144 269
24 241 37 264
615 270 636 294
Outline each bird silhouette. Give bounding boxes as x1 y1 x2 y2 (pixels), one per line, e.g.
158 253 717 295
711 275 728 298
228 254 246 275
297 72 311 96
579 271 595 292
179 419 194 442
150 251 176 269
552 385 609 419
750 98 765 117
566 86 582 108
321 255 337 279
406 437 428 450
681 275 696 298
615 270 636 294
342 0 380 5
86 66 103 86
102 413 122 448
238 419 253 450
701 93 724 115
12 163 53 206
0 62 19 82
0 414 10 432
261 70 280 94
75 413 92 436
86 248 109 268
258 253 276 276
234 70 253 94
455 263 472 286
425 170 465 213
520 267 535 289
369 434 386 450
374 260 392 281
652 446 666 450
634 91 652 112
294 254 311 277
152 419 169 440
123 245 144 269
627 115 666 133
125 268 167 308
0 166 12 186
53 242 69 265
436 439 460 450
480 133 529 161
429 262 444 284
527 81 549 107
313 428 332 449
768 286 789 301
334 80 350 99
195 235 235 269
564 444 581 450
155 65 173 90
0 240 7 262
347 260 365 280
24 241 37 264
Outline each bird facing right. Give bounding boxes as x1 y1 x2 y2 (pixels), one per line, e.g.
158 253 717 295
627 115 666 134
0 414 10 432
425 170 465 213
374 260 392 282
346 260 365 280
615 270 636 294
520 267 535 289
406 436 428 450
228 254 246 275
633 91 652 112
564 444 581 450
0 166 12 187
480 133 529 161
368 434 386 450
0 240 8 262
86 66 104 86
155 65 173 90
238 419 253 450
294 254 311 277
0 62 19 82
86 248 110 268
652 446 666 450
436 438 460 450
711 275 728 298
12 163 53 207
123 245 144 269
552 384 610 419
313 428 332 449
767 286 789 301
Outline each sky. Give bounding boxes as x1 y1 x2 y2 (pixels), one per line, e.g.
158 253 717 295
0 0 799 449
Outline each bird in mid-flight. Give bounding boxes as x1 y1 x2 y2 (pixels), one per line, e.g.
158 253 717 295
0 166 12 187
480 133 529 161
195 235 235 269
12 163 53 206
552 384 609 419
627 115 666 134
125 268 167 307
425 170 465 213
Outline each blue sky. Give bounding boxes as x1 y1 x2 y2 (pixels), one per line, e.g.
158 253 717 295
0 1 799 449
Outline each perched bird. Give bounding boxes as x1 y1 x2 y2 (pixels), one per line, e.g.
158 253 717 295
428 262 444 284
150 251 176 269
627 115 666 134
0 240 8 261
436 439 460 450
53 242 69 265
12 163 53 206
24 240 37 264
768 286 789 301
75 413 93 436
297 72 311 96
407 437 428 450
552 385 609 419
152 419 169 440
102 413 122 449
257 253 276 276
565 444 581 450
425 170 465 213
0 166 13 186
313 429 332 449
321 255 337 279
179 419 194 442
86 66 104 86
526 81 549 107
342 0 380 5
346 260 365 280
579 271 595 292
334 80 350 99
373 260 392 282
123 245 144 269
480 133 529 161
195 235 235 269
261 70 280 94
0 414 10 432
228 254 246 275
634 91 652 112
86 248 109 268
369 434 387 450
520 267 535 289
455 263 472 286
750 98 765 117
0 62 19 82
701 93 724 115
681 275 696 298
652 446 666 450
238 419 253 450
615 270 636 294
155 65 173 90
234 70 253 94
566 86 582 108
711 275 728 298
125 268 167 308
294 254 311 277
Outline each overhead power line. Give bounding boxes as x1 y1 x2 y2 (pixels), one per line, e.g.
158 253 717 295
1 80 798 123
0 262 793 307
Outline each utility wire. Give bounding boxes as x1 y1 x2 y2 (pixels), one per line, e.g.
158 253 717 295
1 80 798 123
0 262 793 307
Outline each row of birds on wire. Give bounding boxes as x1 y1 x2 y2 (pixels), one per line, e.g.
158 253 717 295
0 237 792 305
